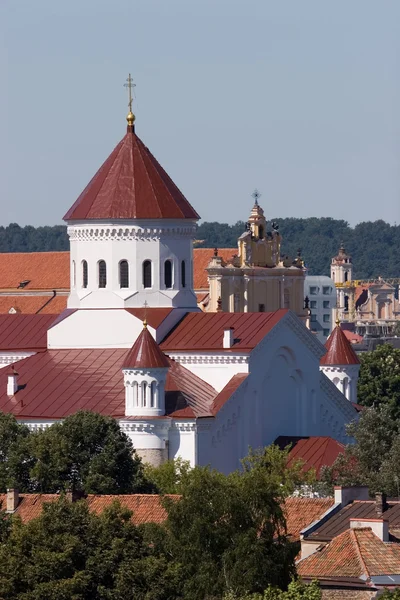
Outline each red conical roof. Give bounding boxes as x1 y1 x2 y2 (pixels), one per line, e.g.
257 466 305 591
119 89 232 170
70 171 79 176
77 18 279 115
63 126 200 221
123 324 170 369
320 325 360 366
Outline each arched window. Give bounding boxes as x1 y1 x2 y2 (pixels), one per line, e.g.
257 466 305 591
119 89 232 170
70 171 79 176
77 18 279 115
119 260 129 288
143 261 152 288
98 260 107 288
150 381 156 407
82 260 88 288
133 382 138 407
181 260 186 288
344 271 348 282
164 260 172 289
142 382 147 407
72 260 76 288
258 225 264 239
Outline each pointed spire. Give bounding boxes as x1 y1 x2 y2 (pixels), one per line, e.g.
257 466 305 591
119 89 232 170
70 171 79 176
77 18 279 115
123 327 170 369
320 323 360 366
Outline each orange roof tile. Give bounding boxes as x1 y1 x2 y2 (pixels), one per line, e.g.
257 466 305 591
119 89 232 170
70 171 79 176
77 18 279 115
283 497 335 541
0 493 177 525
0 294 67 315
0 252 69 290
320 325 360 366
342 330 363 344
193 248 236 290
298 527 400 578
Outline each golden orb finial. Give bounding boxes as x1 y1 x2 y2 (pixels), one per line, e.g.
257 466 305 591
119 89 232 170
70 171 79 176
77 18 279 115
335 315 341 327
143 318 148 329
124 73 136 127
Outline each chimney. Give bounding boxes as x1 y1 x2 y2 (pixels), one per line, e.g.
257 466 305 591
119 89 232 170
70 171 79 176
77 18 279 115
6 488 19 512
6 366 18 396
375 492 388 517
350 518 389 542
334 485 369 506
223 327 234 349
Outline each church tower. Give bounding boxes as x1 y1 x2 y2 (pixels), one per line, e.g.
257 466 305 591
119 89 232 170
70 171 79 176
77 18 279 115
320 321 360 403
331 244 353 284
64 75 199 312
122 320 169 417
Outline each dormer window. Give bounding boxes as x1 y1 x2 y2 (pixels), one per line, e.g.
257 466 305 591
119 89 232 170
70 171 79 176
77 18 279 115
98 260 107 288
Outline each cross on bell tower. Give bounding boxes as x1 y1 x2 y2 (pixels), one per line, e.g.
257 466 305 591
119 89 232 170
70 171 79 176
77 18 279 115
124 73 136 127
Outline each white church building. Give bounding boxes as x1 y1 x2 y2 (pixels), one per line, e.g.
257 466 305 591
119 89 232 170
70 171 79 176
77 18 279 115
0 104 358 473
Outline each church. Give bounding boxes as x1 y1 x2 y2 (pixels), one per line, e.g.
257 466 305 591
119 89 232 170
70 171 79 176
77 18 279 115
0 88 358 473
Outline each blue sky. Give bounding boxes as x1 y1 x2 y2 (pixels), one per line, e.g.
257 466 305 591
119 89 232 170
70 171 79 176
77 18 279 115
2 0 400 227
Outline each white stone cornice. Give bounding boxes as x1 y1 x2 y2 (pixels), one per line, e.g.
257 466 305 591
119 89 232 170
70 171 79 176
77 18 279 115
119 419 172 434
167 353 249 365
170 421 196 432
67 223 197 242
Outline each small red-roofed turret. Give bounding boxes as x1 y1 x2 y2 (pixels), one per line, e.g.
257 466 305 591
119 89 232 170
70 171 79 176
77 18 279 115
320 321 360 403
122 321 169 417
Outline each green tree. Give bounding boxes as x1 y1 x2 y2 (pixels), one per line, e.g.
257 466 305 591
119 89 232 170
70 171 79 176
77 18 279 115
320 405 400 496
0 412 33 492
30 411 147 494
223 579 321 599
0 496 182 600
143 457 192 494
159 458 297 599
379 590 400 599
357 344 400 419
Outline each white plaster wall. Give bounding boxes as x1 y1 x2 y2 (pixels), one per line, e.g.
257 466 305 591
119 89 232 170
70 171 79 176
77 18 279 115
167 353 249 392
48 309 150 349
320 364 360 403
67 220 198 310
168 423 197 465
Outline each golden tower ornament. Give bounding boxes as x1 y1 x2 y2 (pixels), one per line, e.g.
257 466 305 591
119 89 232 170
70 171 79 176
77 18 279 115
124 73 136 126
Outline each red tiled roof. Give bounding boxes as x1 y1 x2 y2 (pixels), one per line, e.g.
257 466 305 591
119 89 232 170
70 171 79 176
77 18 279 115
0 349 218 419
342 330 363 344
161 310 288 352
307 500 400 542
193 248 236 290
283 497 335 541
123 325 170 369
0 252 69 290
275 436 345 478
0 493 177 525
320 325 360 366
298 527 400 578
0 295 67 315
0 314 57 350
63 127 199 221
125 308 173 329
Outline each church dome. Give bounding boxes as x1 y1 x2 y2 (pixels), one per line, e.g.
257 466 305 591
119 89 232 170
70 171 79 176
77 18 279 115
63 126 199 221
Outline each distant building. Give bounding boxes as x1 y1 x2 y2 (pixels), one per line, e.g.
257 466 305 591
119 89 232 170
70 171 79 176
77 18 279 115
304 276 336 342
331 244 400 337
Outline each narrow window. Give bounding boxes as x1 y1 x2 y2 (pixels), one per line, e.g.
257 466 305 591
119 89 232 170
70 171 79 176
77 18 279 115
181 260 186 288
142 382 147 407
72 260 76 288
164 260 172 289
98 260 107 288
119 260 129 288
258 225 264 239
143 261 152 288
344 271 348 282
150 382 156 407
82 260 88 288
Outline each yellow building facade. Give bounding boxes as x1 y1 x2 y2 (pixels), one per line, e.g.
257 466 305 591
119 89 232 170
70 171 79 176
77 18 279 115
205 200 307 320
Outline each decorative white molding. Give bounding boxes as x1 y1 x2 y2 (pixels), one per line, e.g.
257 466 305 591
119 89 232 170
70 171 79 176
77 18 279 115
170 421 197 432
67 224 197 243
119 419 172 434
168 353 249 366
0 352 36 367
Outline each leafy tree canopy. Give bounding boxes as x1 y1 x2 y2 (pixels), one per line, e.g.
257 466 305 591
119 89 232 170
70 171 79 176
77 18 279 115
357 344 400 420
1 218 399 278
224 579 321 599
0 411 148 495
320 405 400 496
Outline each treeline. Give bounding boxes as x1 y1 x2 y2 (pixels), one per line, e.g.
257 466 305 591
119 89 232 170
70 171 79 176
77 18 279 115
1 218 399 278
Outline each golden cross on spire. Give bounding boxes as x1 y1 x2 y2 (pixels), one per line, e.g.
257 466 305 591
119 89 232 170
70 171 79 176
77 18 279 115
124 73 136 126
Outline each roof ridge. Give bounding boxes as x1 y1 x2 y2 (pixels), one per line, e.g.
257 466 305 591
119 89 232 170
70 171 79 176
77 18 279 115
351 528 371 578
